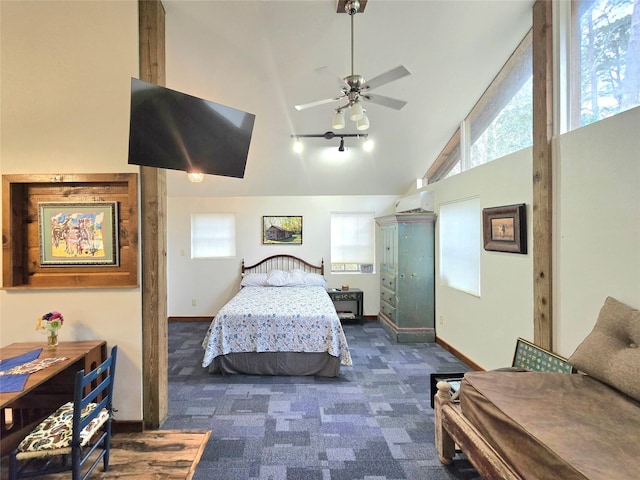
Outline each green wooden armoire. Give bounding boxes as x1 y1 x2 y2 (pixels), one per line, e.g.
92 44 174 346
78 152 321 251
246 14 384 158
375 212 436 342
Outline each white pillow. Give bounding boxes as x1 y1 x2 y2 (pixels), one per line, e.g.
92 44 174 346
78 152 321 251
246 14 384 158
266 269 306 287
288 269 306 286
240 272 268 287
304 272 327 287
266 269 288 286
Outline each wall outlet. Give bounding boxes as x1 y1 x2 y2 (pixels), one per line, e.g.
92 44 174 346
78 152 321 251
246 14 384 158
439 315 444 325
192 299 197 306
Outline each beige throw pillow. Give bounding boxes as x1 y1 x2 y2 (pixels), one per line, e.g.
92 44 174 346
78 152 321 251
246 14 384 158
569 296 640 402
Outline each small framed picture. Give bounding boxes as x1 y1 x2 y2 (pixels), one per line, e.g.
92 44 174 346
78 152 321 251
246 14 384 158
262 216 303 244
482 204 527 254
360 264 374 273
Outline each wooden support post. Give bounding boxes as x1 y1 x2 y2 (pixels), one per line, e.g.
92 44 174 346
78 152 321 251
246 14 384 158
138 0 168 429
532 0 554 351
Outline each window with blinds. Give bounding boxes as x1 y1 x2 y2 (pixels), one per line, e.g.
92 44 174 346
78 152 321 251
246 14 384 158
191 213 236 258
330 212 375 273
439 198 481 296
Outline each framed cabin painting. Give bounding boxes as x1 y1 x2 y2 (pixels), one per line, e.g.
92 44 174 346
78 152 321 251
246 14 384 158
262 216 303 244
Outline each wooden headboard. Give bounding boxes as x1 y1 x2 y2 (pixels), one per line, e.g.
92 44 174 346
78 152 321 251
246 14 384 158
242 255 324 275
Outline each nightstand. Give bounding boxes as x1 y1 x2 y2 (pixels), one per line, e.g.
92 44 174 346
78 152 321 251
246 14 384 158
327 288 364 324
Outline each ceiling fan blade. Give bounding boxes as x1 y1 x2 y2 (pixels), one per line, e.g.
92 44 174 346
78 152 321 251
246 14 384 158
361 93 408 110
362 65 411 91
315 66 349 90
295 96 343 111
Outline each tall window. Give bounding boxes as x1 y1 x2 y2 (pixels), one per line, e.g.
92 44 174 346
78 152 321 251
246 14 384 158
439 198 481 296
572 0 640 128
469 75 533 166
330 212 375 273
427 0 640 183
427 30 533 183
191 213 236 258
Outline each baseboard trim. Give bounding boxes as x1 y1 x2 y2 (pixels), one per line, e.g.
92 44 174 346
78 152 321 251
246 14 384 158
435 337 484 371
113 420 145 434
168 316 213 322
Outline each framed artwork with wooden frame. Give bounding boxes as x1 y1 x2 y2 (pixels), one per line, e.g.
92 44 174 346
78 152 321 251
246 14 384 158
39 201 119 266
482 203 527 254
2 173 138 289
262 216 303 245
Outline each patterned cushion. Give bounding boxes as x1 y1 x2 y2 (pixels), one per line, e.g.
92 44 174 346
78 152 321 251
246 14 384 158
17 401 109 458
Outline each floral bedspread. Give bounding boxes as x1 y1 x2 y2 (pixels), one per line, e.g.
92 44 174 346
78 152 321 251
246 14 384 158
202 286 352 367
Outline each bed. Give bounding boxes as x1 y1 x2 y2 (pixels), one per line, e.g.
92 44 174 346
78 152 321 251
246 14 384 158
201 255 352 377
434 296 640 479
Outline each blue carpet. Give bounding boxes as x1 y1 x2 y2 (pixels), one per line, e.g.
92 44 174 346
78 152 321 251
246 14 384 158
164 321 480 480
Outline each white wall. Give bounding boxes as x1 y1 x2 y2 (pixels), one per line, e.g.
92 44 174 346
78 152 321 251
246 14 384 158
413 106 640 370
424 149 534 370
167 195 398 317
556 107 640 356
0 1 142 420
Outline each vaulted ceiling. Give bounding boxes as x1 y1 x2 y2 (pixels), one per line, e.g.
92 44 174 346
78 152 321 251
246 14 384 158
163 0 534 197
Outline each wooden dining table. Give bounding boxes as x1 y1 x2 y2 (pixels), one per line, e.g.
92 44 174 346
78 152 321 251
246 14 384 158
0 340 106 456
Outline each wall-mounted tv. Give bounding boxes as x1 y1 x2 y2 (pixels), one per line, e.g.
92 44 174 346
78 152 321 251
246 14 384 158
128 78 255 178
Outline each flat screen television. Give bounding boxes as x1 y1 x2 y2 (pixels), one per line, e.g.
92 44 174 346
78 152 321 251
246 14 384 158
128 78 255 178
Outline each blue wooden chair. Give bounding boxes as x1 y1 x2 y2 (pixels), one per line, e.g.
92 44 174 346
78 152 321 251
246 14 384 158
9 345 117 480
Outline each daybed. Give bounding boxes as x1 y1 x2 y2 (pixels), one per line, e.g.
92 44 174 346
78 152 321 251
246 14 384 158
434 296 640 479
201 255 352 377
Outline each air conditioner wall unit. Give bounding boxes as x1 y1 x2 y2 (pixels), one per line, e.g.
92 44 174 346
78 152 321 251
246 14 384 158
395 191 435 213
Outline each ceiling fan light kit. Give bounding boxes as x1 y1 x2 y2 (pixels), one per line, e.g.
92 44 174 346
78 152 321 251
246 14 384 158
349 101 364 121
356 112 369 131
332 110 346 129
294 0 410 132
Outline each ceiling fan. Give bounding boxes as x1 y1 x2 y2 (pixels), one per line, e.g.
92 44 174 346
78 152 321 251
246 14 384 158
294 0 411 131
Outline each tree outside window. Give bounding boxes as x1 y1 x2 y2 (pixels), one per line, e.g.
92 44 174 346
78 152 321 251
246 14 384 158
574 0 640 127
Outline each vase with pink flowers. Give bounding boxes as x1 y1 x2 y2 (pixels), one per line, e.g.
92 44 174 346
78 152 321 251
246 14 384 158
36 311 64 347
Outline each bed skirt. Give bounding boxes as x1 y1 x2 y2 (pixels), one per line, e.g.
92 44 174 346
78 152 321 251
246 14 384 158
207 352 341 377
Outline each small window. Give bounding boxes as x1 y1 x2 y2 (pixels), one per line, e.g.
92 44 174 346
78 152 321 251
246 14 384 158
330 212 375 273
571 0 639 128
191 213 236 258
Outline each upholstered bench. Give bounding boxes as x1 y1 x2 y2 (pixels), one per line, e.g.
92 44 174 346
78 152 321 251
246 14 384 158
435 296 640 479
